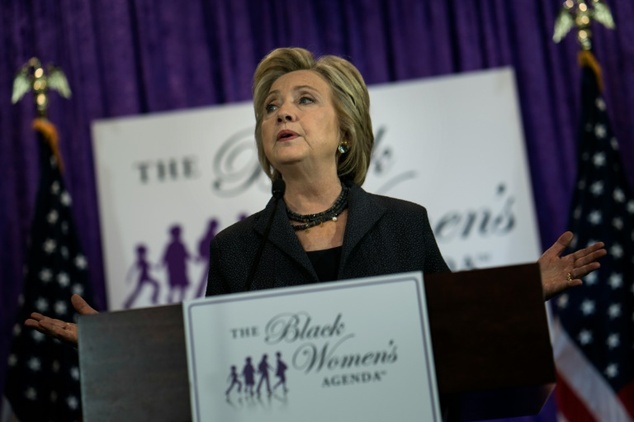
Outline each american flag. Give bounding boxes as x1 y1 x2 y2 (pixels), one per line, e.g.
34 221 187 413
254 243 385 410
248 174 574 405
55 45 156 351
4 119 92 421
552 53 634 421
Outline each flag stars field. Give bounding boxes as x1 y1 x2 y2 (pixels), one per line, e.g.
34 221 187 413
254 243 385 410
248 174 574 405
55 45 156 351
590 181 604 195
606 334 620 349
47 209 58 223
594 124 607 138
71 283 84 295
60 191 71 206
607 303 621 318
610 244 623 258
578 329 593 345
43 239 57 253
558 294 569 309
70 366 79 380
605 364 619 379
587 210 602 224
74 254 87 269
613 217 624 229
39 268 52 282
27 357 41 371
580 300 596 315
608 273 623 289
67 395 79 410
613 188 625 202
57 272 70 286
54 300 68 315
593 152 606 166
35 297 48 312
584 271 598 285
25 388 37 401
31 330 45 342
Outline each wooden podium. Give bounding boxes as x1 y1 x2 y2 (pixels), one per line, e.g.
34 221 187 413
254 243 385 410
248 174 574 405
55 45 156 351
78 263 555 422
426 264 555 421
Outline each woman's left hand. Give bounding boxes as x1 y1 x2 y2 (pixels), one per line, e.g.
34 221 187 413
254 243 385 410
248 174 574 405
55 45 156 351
24 294 97 345
539 231 607 300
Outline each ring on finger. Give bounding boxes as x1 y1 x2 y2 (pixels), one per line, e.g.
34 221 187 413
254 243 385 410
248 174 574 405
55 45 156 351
566 272 573 282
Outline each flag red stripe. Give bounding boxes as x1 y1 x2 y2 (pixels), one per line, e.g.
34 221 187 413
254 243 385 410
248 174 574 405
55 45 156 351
617 381 634 421
556 371 597 422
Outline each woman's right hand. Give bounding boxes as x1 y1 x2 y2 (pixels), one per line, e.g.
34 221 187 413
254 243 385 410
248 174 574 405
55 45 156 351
24 294 98 346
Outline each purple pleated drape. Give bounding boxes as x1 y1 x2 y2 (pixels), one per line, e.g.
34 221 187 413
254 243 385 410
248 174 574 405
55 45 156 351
1 1 633 420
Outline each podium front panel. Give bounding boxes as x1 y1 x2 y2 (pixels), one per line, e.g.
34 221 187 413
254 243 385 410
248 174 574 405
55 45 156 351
78 304 190 422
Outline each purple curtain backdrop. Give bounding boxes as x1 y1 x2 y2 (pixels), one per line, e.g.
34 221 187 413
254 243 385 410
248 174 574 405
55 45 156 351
1 0 633 419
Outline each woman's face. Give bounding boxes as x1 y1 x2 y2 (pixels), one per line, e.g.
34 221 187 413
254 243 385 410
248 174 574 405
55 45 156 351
260 70 340 179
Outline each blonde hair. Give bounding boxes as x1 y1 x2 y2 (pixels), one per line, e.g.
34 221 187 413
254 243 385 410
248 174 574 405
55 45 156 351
253 48 373 185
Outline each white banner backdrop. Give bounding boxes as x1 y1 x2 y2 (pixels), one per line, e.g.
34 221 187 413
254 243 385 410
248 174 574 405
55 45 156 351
92 67 541 311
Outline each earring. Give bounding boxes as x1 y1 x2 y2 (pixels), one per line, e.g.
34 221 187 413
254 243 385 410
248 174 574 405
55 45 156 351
338 141 349 154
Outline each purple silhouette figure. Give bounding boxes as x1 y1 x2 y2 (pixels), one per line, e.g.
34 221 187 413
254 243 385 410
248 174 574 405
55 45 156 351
242 356 255 396
225 365 242 396
195 218 219 298
272 352 288 393
256 354 272 395
161 225 191 303
123 244 160 309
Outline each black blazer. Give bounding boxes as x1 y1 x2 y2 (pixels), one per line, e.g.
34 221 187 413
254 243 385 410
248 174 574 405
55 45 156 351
206 182 449 296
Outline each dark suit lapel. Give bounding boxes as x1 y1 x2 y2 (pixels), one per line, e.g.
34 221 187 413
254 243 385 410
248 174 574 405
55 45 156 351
254 196 317 281
340 185 386 273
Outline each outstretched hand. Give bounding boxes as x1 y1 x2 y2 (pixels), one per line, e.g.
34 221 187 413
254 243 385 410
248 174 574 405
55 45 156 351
539 231 607 300
24 294 98 346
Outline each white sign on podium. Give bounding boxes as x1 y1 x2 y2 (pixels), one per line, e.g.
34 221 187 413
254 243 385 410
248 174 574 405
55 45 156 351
183 272 441 422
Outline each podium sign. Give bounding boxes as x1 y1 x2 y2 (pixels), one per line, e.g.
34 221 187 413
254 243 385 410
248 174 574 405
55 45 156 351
183 272 442 422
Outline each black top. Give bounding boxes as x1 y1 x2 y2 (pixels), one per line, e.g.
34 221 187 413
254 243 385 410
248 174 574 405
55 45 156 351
306 246 343 282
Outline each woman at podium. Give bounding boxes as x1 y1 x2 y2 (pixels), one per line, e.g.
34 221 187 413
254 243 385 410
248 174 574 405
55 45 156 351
25 48 606 344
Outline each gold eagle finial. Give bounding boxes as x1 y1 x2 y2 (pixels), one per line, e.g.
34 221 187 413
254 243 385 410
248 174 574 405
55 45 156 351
12 57 72 117
553 0 615 49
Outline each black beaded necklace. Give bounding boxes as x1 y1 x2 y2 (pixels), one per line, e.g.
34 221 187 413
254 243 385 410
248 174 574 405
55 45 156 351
287 185 349 232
